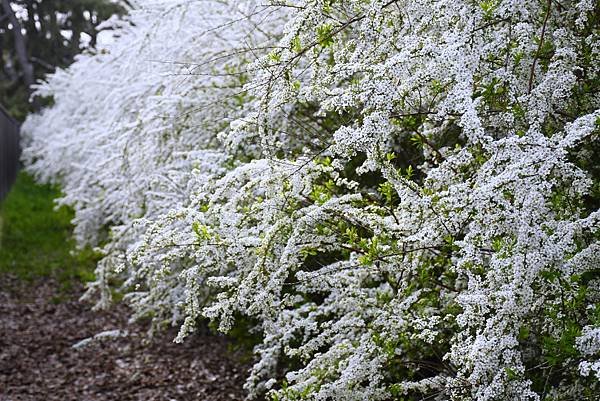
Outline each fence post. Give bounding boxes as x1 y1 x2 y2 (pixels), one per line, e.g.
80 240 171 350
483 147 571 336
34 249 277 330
0 105 21 203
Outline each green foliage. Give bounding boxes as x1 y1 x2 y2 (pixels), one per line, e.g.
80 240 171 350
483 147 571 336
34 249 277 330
192 221 212 241
0 173 98 286
316 23 335 48
219 313 262 363
291 35 302 53
479 0 499 20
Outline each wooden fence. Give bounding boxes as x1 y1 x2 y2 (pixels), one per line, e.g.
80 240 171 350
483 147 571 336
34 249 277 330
0 105 20 202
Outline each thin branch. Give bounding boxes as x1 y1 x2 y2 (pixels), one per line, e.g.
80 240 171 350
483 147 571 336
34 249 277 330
528 0 552 94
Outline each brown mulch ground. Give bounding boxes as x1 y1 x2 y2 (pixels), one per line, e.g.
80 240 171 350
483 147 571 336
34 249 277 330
0 275 251 401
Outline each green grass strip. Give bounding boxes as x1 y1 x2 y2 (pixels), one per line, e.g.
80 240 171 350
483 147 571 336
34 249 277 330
0 172 97 286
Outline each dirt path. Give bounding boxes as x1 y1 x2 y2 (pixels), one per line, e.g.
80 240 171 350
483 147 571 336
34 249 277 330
0 275 250 401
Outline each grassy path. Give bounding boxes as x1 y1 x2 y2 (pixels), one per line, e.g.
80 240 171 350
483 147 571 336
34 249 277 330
0 173 96 285
0 174 250 400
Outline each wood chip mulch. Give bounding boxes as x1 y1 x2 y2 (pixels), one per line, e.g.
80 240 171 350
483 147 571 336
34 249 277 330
0 275 251 401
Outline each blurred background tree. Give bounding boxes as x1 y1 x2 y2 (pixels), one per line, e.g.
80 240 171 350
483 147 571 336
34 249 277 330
0 0 127 121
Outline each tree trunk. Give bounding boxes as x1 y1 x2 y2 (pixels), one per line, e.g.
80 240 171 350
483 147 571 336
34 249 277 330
1 0 38 110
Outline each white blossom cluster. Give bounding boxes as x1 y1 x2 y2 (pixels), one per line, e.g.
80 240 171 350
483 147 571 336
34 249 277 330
22 0 600 400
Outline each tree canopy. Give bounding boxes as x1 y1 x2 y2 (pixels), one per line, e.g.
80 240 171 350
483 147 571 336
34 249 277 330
0 0 125 120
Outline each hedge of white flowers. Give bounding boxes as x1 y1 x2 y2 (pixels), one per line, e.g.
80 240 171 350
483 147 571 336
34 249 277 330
22 0 600 400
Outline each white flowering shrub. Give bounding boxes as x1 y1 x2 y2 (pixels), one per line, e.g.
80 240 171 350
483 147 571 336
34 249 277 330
22 0 600 400
21 0 285 312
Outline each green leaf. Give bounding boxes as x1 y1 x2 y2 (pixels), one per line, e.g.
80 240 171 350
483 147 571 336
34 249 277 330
317 23 334 48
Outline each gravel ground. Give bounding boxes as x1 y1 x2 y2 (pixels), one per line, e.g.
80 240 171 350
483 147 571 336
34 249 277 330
0 275 251 401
